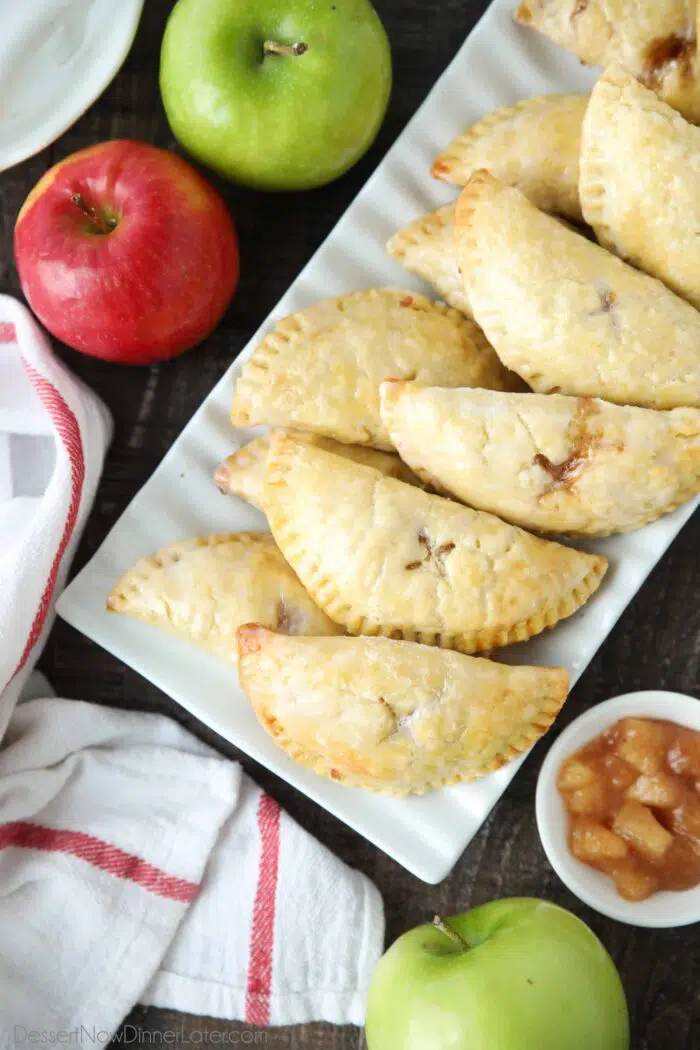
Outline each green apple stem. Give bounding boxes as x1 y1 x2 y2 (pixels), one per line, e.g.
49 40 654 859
263 40 308 58
432 915 469 951
71 193 117 235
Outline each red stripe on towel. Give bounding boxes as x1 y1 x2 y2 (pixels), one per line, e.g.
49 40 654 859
245 794 282 1025
12 362 85 677
0 822 199 902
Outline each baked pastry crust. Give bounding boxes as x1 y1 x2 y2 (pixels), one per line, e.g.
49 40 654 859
107 532 343 661
264 433 607 652
237 625 569 795
581 63 700 310
514 0 700 123
386 204 472 318
380 382 700 537
230 288 517 451
432 93 586 220
455 171 700 410
215 430 422 512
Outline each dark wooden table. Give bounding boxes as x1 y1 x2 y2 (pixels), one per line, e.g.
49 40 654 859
1 1 699 1046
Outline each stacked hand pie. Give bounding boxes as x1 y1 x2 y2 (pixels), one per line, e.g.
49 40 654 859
108 24 700 797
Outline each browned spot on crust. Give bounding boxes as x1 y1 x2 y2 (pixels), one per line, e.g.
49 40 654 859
431 159 450 176
534 398 602 495
643 34 696 87
329 768 342 781
405 560 422 571
547 386 562 395
571 0 588 18
515 2 532 24
599 288 617 313
399 295 414 307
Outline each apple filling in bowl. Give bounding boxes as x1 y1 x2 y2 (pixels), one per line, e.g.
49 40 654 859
557 717 700 901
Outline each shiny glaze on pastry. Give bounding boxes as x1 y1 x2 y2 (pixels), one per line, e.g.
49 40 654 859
581 63 700 310
107 532 343 662
455 171 700 410
215 430 422 512
237 625 569 795
432 92 586 220
264 432 607 652
515 0 700 123
380 382 700 536
230 288 516 452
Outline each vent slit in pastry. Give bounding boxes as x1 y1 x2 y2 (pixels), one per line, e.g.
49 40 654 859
236 625 569 795
230 288 518 451
263 432 607 653
454 171 700 410
107 532 343 663
432 93 587 221
380 382 700 536
581 63 700 311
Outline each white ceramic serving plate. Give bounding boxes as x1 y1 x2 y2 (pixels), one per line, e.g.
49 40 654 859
537 691 700 928
0 0 145 172
57 0 699 884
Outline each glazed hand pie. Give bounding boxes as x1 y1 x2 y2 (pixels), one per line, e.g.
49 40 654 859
514 1 700 123
455 171 700 410
386 204 472 318
581 63 700 311
230 288 517 451
432 93 586 221
107 532 343 662
215 430 422 512
264 433 607 652
380 382 700 537
237 625 569 795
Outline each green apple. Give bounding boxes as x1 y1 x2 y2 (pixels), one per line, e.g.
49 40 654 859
159 0 392 191
365 898 629 1050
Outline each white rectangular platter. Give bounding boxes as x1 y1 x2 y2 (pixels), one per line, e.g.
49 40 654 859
57 0 699 884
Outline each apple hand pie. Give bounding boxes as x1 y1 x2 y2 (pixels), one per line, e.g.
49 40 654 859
514 0 700 123
230 288 517 451
581 63 700 311
386 204 473 318
107 532 343 662
432 93 586 220
264 433 607 652
455 171 700 410
215 430 423 512
237 625 569 795
380 382 700 537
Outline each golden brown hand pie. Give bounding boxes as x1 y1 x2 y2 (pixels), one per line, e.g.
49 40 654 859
514 0 700 123
237 625 569 795
229 288 517 451
215 430 422 512
455 171 700 410
264 433 607 652
581 63 700 310
386 204 473 317
380 382 700 537
432 93 586 220
107 532 343 662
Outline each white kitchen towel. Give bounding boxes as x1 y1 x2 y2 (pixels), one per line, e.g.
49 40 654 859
0 296 384 1037
0 294 112 736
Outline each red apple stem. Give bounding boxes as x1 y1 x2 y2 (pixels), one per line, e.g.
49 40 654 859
263 40 308 57
71 193 117 235
432 915 469 950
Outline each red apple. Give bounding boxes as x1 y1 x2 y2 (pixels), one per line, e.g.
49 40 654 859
14 140 239 365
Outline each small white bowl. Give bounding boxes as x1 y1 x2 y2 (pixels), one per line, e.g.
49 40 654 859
536 690 700 928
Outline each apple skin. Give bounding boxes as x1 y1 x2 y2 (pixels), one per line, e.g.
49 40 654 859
159 0 392 192
365 898 630 1050
14 140 239 365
